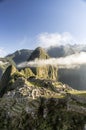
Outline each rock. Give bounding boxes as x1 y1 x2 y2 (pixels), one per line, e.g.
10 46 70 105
28 47 49 61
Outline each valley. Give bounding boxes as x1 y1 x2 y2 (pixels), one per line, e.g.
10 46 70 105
0 46 86 130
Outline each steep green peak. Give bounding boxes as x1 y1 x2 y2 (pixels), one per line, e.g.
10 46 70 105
0 65 17 97
28 47 50 61
0 65 17 81
8 65 17 76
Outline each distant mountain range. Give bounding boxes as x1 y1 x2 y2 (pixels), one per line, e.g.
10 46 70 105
0 44 86 90
4 44 86 65
6 49 33 64
0 45 86 129
47 44 86 57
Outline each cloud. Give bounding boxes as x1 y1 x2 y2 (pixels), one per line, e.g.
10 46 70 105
17 52 86 69
0 48 7 57
36 32 77 48
0 61 8 65
17 32 78 50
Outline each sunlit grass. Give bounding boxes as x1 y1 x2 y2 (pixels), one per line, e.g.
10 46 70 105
69 90 86 97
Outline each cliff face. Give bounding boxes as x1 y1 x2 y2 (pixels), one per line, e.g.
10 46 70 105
28 47 49 61
0 58 16 79
20 68 35 78
0 96 86 130
6 49 33 64
0 45 86 130
0 65 25 97
30 65 58 81
27 47 58 80
0 65 86 130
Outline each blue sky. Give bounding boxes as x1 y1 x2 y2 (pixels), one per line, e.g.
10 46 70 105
0 0 86 56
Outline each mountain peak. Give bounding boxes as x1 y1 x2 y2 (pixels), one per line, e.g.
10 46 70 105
28 47 50 61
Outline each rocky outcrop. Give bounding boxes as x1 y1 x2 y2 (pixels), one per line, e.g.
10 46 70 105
0 96 85 130
20 68 35 78
17 47 58 81
0 65 24 97
0 58 85 130
30 65 58 80
6 49 33 64
28 47 49 61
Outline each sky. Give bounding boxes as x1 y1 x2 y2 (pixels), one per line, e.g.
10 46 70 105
0 0 86 56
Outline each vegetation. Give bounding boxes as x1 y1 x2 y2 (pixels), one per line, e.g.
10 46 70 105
20 68 35 78
0 47 86 130
6 49 33 64
30 65 58 81
0 97 85 130
28 47 50 61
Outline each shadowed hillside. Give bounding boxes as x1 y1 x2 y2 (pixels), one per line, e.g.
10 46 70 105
7 49 33 64
28 47 49 61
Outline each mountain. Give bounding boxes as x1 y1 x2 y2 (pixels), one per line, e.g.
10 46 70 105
0 65 86 130
28 47 50 61
0 65 24 97
27 47 58 80
5 44 86 65
29 65 58 81
6 49 33 64
0 46 86 129
1 45 86 90
0 57 16 79
47 44 86 57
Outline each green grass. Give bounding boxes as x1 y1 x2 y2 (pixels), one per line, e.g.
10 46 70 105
69 90 86 97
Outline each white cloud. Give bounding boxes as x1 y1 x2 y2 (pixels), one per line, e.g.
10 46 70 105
17 52 86 69
36 32 77 48
0 61 8 65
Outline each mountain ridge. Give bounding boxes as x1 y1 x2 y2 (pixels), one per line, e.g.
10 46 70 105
0 64 85 130
28 47 50 61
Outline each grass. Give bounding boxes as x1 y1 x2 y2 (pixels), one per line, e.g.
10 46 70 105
43 93 65 99
69 90 86 97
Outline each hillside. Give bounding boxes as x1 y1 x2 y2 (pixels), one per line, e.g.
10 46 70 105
0 57 16 79
28 47 49 61
5 44 86 64
47 44 86 58
1 46 86 89
6 49 33 64
0 65 86 130
0 46 86 129
27 47 57 80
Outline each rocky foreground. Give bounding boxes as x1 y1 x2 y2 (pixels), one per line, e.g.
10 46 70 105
0 65 85 130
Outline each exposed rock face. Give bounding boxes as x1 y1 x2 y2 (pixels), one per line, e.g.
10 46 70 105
20 68 35 78
17 47 58 81
0 57 86 130
0 65 16 97
28 47 49 61
0 65 24 97
30 65 58 81
0 58 16 79
0 96 85 130
6 49 33 64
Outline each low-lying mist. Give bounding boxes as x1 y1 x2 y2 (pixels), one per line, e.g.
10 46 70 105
0 61 8 66
17 52 86 69
17 52 86 90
